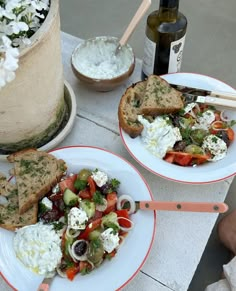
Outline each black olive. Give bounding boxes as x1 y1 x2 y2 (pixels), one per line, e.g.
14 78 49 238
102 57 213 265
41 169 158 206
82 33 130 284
173 141 186 152
170 115 181 127
74 240 87 256
53 199 65 212
216 130 230 147
40 208 60 222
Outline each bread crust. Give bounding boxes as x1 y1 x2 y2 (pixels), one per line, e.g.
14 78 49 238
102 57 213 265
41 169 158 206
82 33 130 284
0 175 38 230
118 87 143 138
141 75 184 116
118 75 184 138
118 80 148 138
7 148 38 163
7 149 67 214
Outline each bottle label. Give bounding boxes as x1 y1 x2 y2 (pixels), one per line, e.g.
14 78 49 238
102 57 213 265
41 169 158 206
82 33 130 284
142 36 156 76
168 34 186 73
142 34 186 76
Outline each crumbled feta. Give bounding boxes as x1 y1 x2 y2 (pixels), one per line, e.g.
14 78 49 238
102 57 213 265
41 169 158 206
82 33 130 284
68 207 88 230
193 110 215 130
41 197 53 210
202 134 227 161
92 170 108 187
101 228 120 253
184 102 197 114
138 115 182 158
14 223 62 276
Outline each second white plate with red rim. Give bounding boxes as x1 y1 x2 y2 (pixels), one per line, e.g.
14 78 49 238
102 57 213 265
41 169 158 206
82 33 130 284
119 72 236 184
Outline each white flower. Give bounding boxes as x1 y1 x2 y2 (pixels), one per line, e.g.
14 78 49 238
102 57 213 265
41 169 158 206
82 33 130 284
0 36 19 89
1 35 12 49
5 0 22 12
8 20 29 35
4 48 19 71
0 0 49 89
12 37 31 48
31 0 49 11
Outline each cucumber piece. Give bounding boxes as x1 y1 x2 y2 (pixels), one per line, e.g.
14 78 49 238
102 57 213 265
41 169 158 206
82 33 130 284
80 199 95 219
88 229 102 241
63 188 78 206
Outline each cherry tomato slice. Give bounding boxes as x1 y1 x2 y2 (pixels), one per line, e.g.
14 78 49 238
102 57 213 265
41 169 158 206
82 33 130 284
174 153 192 166
87 176 96 196
116 209 131 228
104 192 118 214
59 174 77 193
164 153 175 163
227 128 234 141
66 264 80 281
78 188 92 199
78 218 102 240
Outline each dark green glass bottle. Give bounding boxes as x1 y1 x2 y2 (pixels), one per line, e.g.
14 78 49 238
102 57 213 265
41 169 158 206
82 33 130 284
141 0 187 79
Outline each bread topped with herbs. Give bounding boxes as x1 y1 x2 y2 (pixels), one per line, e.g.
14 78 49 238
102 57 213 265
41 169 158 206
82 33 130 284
140 75 184 116
0 173 38 230
118 80 147 138
118 75 184 138
7 148 67 214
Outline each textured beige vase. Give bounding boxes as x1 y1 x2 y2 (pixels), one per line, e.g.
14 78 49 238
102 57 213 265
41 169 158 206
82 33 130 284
0 0 65 153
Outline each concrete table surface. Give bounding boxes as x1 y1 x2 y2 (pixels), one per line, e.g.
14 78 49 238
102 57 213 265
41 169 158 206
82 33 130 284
0 32 234 291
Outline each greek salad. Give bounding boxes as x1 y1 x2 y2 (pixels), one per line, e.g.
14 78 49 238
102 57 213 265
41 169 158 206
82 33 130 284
138 103 235 167
35 168 135 280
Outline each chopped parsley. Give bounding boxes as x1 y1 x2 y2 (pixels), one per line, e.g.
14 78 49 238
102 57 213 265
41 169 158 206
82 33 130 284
109 178 120 192
52 221 65 231
180 127 192 145
104 222 119 234
38 202 49 215
211 136 218 143
74 179 87 191
93 191 104 205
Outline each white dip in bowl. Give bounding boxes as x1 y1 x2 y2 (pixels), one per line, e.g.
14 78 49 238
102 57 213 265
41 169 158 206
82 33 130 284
71 36 135 91
72 36 134 79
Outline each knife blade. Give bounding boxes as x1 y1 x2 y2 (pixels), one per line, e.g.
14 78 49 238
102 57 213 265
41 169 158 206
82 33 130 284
134 201 228 213
170 83 236 101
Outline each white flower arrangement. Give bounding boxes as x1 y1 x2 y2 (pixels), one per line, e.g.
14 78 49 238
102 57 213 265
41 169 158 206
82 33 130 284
0 0 50 89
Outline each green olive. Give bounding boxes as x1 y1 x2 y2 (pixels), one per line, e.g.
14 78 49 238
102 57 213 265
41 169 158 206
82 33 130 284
185 144 204 155
77 169 92 181
190 129 208 145
87 239 104 264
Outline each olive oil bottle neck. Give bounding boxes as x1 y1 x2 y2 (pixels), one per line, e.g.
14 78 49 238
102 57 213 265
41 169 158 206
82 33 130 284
158 0 179 21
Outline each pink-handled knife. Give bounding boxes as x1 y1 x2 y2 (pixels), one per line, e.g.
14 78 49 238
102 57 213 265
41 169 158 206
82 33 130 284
37 277 54 291
135 201 228 213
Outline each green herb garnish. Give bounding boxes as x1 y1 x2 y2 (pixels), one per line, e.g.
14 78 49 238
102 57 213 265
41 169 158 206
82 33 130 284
93 191 104 205
74 179 87 191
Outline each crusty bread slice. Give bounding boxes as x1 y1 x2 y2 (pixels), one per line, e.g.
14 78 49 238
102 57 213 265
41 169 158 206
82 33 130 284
7 149 67 214
0 174 38 230
118 80 147 138
140 75 184 115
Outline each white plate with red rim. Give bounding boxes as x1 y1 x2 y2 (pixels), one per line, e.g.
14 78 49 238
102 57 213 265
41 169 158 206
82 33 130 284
0 145 156 291
119 73 236 184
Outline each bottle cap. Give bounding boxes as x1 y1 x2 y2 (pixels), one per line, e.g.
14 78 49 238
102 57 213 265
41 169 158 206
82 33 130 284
160 0 179 8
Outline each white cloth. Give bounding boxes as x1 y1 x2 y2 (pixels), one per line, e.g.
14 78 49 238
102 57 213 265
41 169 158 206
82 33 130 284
205 256 236 291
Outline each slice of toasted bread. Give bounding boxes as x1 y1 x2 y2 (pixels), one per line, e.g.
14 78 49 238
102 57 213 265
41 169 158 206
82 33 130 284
140 75 184 115
7 149 67 214
118 80 147 138
0 174 38 230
